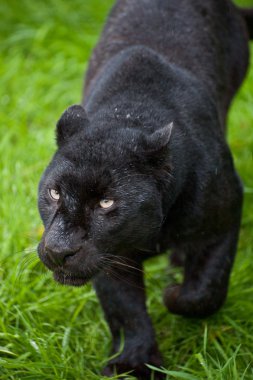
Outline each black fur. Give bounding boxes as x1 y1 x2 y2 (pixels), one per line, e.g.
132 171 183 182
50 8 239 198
38 1 252 379
240 7 253 39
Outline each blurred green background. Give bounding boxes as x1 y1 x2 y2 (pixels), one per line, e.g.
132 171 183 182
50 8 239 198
0 0 253 379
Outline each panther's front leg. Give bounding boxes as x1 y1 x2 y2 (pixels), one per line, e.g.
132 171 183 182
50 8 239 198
93 261 164 380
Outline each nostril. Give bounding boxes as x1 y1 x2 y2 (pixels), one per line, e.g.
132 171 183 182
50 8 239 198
63 247 81 261
64 253 76 262
44 247 59 265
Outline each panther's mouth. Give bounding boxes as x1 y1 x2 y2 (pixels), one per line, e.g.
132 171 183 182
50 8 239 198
53 269 95 286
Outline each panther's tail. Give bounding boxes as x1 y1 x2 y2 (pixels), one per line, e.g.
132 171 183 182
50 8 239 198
240 8 253 40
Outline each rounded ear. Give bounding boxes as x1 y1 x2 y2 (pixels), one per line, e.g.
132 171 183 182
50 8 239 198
144 122 173 152
56 104 89 146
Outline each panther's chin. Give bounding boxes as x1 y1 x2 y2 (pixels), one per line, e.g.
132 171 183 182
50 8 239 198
53 270 94 287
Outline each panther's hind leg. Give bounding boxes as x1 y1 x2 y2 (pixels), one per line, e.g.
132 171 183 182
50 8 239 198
164 223 240 318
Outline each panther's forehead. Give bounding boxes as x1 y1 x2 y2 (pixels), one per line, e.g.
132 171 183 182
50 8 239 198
48 153 114 196
57 122 145 166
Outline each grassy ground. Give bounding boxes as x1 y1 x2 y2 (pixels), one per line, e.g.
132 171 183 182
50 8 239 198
0 0 253 379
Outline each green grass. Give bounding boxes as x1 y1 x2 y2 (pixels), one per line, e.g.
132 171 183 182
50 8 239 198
0 0 253 379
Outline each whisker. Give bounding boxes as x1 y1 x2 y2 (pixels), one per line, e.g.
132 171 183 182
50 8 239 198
101 254 144 272
101 253 138 265
100 260 142 281
105 266 145 291
99 252 164 289
12 245 38 256
13 246 40 284
102 258 144 274
99 254 147 289
135 247 155 254
102 253 137 264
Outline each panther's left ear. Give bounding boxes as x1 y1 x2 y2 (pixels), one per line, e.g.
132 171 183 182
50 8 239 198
144 122 173 153
56 105 90 146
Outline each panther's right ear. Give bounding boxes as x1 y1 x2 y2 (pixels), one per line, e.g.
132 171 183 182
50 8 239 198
56 105 90 146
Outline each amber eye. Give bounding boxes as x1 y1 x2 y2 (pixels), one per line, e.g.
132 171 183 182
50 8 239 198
99 199 114 209
49 188 60 201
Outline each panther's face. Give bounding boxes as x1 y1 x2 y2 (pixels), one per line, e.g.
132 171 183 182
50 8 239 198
37 105 172 286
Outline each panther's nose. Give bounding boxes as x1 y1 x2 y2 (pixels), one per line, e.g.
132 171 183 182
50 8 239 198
44 241 81 266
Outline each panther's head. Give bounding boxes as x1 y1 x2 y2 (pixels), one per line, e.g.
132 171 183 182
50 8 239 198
38 105 173 285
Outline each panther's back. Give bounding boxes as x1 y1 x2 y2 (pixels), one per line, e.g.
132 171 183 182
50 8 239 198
84 0 249 124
